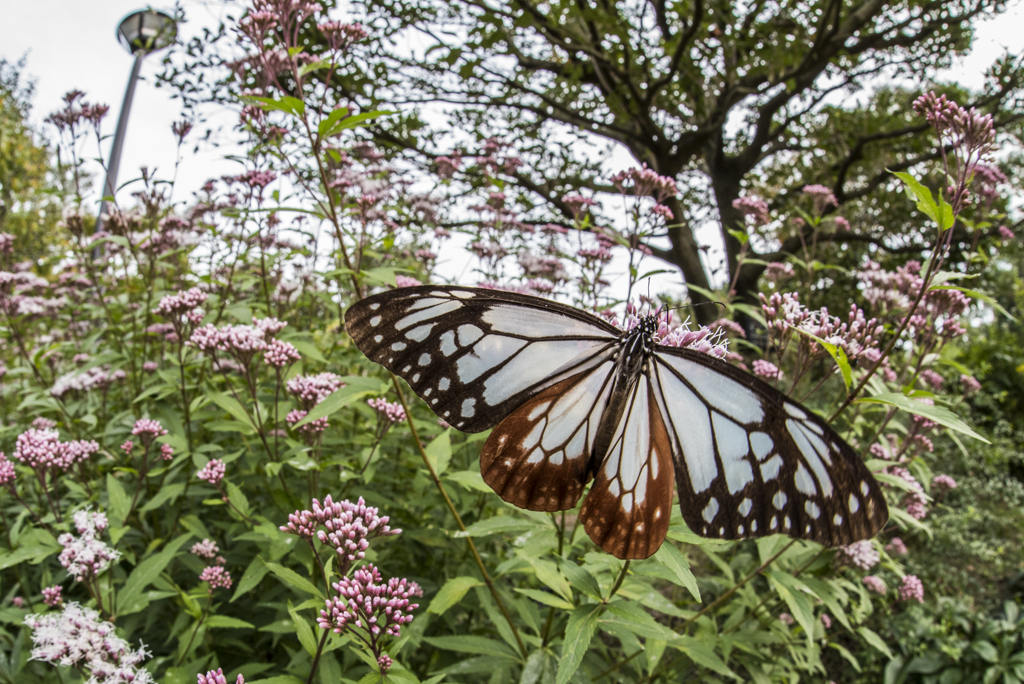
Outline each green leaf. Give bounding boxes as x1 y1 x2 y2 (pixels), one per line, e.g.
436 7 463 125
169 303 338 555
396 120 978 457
425 430 452 476
207 392 257 430
555 606 601 684
653 543 701 602
422 636 518 660
444 470 493 493
288 602 319 656
225 481 251 517
557 559 603 601
929 271 979 288
767 570 815 640
206 616 255 630
428 576 482 615
603 602 679 641
264 561 324 599
514 588 574 610
859 626 894 659
454 517 537 538
118 534 192 612
792 327 852 391
892 171 952 229
240 94 305 117
669 636 739 679
232 557 270 603
248 677 306 684
317 106 351 136
857 392 989 443
140 483 185 512
107 473 131 523
285 338 328 364
294 377 387 428
320 110 395 138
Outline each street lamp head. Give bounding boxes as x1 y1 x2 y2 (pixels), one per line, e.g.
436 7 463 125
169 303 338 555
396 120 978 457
116 9 177 55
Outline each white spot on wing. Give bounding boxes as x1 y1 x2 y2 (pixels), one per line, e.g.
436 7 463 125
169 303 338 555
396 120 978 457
395 301 462 330
369 303 380 310
621 493 634 512
703 498 719 523
738 498 752 517
370 316 381 327
805 501 821 519
418 353 431 366
833 514 843 525
406 297 448 310
528 401 551 421
461 398 476 418
784 403 807 419
760 455 783 481
391 342 407 351
439 331 457 356
848 494 860 513
712 412 754 494
860 481 870 496
374 335 383 343
749 432 773 461
794 463 817 496
406 324 436 342
787 420 834 496
773 491 788 509
438 377 450 391
457 324 484 346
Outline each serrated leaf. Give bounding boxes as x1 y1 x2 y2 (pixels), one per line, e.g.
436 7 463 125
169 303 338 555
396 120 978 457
653 543 701 602
232 557 270 603
454 517 537 538
425 430 452 476
557 559 602 601
208 392 257 430
555 606 601 684
264 561 324 599
107 473 131 522
857 392 989 443
428 576 482 615
768 570 815 641
859 626 894 659
206 616 255 630
118 534 191 612
514 588 574 610
140 483 185 512
423 636 518 659
669 636 739 678
288 602 318 656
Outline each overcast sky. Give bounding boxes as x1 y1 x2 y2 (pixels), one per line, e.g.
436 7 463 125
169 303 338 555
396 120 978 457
2 0 1021 291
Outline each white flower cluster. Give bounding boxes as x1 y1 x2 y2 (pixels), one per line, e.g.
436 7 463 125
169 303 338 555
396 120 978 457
58 509 121 581
24 602 154 684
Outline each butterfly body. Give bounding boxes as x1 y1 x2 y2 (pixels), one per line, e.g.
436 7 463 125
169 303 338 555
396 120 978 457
345 286 888 559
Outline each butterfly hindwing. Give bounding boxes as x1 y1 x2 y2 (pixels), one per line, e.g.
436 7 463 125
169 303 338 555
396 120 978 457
579 376 675 560
480 362 615 511
653 347 888 546
344 286 619 432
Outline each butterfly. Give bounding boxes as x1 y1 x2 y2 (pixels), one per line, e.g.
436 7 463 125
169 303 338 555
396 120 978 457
344 286 888 559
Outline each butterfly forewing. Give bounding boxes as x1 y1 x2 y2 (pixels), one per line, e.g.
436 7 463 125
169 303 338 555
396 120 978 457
480 362 615 512
579 375 675 559
652 347 888 546
344 286 619 432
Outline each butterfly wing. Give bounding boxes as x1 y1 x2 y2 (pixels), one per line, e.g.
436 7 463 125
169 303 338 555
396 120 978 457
652 346 888 547
480 359 615 512
579 375 676 559
344 286 620 432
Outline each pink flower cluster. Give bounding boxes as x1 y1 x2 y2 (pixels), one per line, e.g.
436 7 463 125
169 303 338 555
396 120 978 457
199 566 233 591
609 164 678 202
197 459 226 486
318 564 422 639
886 537 908 555
889 467 928 520
189 317 288 366
198 668 245 684
836 540 879 571
25 602 154 684
51 367 127 398
863 576 887 595
13 428 99 473
0 453 15 486
732 196 770 226
58 509 121 581
131 418 168 447
764 262 795 282
899 575 924 603
802 184 838 215
42 585 62 607
191 539 220 559
152 287 207 327
752 360 783 380
619 306 729 358
286 373 345 435
264 339 301 368
759 291 883 361
281 496 400 567
367 397 406 423
961 374 982 394
932 474 957 492
779 613 794 626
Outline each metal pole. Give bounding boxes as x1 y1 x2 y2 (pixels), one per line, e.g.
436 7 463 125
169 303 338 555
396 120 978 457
95 50 146 234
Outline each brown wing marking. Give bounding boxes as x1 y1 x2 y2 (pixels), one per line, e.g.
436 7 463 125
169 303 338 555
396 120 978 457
580 377 675 560
480 364 613 512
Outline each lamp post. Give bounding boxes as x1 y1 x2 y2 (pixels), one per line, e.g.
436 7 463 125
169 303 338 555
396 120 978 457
95 9 177 235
